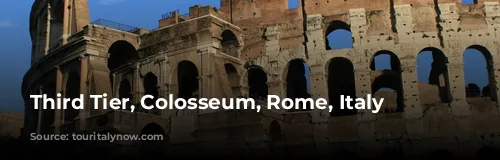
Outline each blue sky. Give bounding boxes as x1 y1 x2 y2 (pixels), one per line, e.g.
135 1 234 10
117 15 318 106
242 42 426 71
0 0 485 113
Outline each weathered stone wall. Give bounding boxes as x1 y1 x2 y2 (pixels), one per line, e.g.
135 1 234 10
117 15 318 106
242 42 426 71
22 0 500 158
0 112 24 138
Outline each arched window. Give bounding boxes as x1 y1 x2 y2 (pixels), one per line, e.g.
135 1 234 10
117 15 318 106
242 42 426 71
64 72 80 122
463 45 496 101
325 21 353 50
143 72 160 115
370 51 404 112
178 61 199 99
327 57 357 116
285 59 312 112
417 48 452 103
221 30 240 58
247 66 268 100
107 40 139 72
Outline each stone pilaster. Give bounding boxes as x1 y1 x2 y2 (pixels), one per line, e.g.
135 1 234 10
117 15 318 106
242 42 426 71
308 64 328 121
133 65 140 105
400 59 423 119
62 0 69 44
54 67 63 134
485 2 500 33
354 68 376 121
439 3 460 42
394 4 413 44
349 8 367 48
44 3 51 55
447 56 470 116
199 48 212 99
159 57 170 117
36 86 43 134
305 14 325 53
79 56 89 131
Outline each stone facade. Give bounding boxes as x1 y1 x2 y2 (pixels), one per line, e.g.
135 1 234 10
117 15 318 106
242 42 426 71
0 112 23 139
22 0 500 158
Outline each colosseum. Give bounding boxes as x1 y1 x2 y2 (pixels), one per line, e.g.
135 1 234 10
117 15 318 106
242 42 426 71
21 0 500 159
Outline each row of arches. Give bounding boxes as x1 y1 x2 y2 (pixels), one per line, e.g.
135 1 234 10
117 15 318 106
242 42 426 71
112 45 495 117
282 45 496 116
116 61 201 114
35 71 80 134
107 30 240 73
106 27 495 117
325 20 495 110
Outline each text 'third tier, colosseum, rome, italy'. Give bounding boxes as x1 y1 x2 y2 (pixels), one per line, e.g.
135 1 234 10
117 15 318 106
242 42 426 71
22 0 500 159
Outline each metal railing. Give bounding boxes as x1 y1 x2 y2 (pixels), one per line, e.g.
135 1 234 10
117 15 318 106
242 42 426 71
91 19 139 33
161 9 180 20
152 10 190 31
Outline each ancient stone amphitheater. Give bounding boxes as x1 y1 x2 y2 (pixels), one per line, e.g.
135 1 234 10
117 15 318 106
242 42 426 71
22 0 500 159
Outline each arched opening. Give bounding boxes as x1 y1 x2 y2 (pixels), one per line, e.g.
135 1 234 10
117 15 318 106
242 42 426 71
417 48 452 103
138 123 168 159
466 83 481 97
64 72 80 122
248 66 268 100
463 45 496 102
143 73 160 115
224 63 240 96
178 61 199 99
119 79 133 111
221 30 240 57
370 50 401 71
41 82 56 134
373 87 399 113
325 20 353 50
285 59 312 112
49 1 64 48
107 40 139 72
327 57 357 116
370 50 404 113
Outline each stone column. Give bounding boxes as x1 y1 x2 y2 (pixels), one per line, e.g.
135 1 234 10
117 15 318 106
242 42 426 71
62 0 69 44
133 65 140 106
198 48 211 100
308 66 329 155
159 57 170 117
198 48 213 114
54 67 63 133
447 56 470 116
353 68 377 152
36 86 43 134
308 66 328 121
354 68 375 121
79 56 89 131
400 61 425 138
44 3 51 55
400 60 423 119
